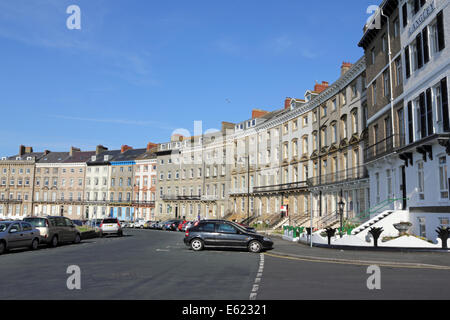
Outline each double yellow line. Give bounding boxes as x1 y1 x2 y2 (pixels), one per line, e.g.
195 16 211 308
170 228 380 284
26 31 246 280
264 252 450 270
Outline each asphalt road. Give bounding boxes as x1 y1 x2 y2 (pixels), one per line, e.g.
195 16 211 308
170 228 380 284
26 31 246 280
0 229 449 300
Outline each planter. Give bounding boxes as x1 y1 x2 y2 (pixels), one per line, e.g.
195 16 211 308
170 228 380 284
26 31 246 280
393 222 412 236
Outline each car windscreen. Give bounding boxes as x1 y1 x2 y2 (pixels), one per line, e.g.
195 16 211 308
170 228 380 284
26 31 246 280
229 222 247 231
23 218 47 227
102 219 118 224
0 223 11 232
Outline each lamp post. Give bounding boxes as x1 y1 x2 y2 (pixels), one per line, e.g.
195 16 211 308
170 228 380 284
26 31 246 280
338 199 345 237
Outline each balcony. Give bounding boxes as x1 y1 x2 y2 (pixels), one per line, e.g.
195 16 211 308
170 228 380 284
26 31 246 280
365 134 405 162
252 181 308 194
201 195 219 201
307 165 368 187
229 187 254 195
161 194 201 201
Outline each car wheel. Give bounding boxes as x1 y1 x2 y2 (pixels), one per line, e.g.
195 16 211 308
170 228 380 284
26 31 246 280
140 226 144 229
50 235 58 248
73 234 81 244
248 240 262 253
190 238 204 251
30 238 39 250
0 241 5 255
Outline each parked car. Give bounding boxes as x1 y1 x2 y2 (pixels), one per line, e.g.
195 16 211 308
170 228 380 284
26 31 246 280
177 220 188 232
152 221 163 229
89 219 103 231
0 221 41 254
134 219 146 229
119 221 128 228
162 219 183 231
184 219 273 253
72 220 83 227
144 221 153 229
99 218 123 237
23 216 81 247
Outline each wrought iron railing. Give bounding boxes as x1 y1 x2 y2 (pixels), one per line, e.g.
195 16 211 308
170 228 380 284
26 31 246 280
161 195 201 201
252 181 308 194
307 165 368 187
364 134 405 162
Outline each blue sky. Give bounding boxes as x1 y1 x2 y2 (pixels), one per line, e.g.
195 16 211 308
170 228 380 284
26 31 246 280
0 0 376 156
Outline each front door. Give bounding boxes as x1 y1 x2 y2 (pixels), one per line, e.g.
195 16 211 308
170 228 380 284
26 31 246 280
401 166 407 209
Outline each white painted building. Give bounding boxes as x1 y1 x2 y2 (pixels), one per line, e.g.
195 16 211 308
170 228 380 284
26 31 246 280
362 0 449 242
397 0 450 239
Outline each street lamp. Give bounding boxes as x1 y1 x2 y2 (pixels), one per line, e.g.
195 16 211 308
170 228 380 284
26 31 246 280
338 199 345 237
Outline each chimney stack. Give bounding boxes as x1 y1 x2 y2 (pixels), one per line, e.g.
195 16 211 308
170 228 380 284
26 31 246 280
252 109 270 119
19 145 26 157
69 146 81 156
121 145 132 153
96 145 108 155
314 81 329 93
146 142 157 152
284 98 292 110
341 62 353 76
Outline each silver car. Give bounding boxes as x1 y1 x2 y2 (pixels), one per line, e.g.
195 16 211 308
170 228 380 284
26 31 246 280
23 216 81 247
0 221 41 254
100 218 123 237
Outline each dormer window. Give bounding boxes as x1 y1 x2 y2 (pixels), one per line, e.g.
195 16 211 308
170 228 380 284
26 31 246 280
91 156 96 161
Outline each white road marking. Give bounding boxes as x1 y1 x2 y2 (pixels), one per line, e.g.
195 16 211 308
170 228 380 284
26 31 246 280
249 253 265 300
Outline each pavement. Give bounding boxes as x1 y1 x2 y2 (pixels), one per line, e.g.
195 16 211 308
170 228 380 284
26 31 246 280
268 236 450 269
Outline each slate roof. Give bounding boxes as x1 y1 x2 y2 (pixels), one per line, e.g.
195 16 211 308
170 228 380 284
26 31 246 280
6 152 45 161
110 148 147 163
63 151 96 163
86 149 122 166
136 150 157 161
37 152 70 163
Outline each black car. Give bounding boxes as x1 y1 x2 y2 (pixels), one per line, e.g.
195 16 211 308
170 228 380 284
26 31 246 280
183 220 273 253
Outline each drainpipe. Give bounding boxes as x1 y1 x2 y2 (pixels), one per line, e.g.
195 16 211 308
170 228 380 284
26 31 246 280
381 8 396 148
